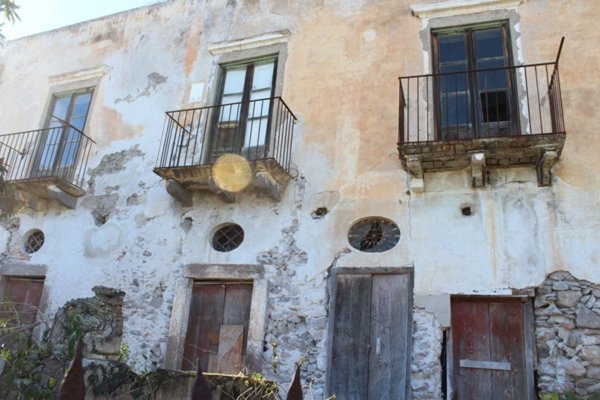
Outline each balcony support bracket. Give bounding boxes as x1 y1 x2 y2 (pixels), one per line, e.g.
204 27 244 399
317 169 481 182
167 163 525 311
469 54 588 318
46 185 77 209
406 155 423 179
470 152 486 188
207 177 237 203
166 179 193 207
252 171 283 201
406 155 425 193
537 149 558 187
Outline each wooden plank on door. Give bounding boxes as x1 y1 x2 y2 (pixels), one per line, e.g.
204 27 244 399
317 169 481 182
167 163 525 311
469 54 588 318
222 283 252 361
182 283 225 371
329 274 372 400
216 324 244 373
489 301 528 400
452 299 492 400
368 273 411 400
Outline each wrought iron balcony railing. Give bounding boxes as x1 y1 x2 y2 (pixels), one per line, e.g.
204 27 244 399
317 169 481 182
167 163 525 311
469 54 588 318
0 123 95 196
155 97 296 173
399 41 565 145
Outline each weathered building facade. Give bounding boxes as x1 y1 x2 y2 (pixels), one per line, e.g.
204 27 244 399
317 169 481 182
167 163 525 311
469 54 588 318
0 0 598 398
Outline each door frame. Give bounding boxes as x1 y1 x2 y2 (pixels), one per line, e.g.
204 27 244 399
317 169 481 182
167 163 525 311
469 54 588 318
447 295 536 400
325 266 414 399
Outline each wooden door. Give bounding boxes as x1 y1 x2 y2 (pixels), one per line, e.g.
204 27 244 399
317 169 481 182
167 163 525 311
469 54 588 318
182 281 252 372
328 271 413 400
451 297 534 400
1 277 44 348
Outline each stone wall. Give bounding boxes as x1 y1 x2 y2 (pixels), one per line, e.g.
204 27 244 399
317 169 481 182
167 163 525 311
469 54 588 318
411 308 444 400
536 271 600 396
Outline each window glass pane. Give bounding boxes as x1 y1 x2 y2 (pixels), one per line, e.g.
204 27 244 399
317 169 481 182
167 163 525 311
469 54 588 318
69 115 86 131
441 94 470 126
221 93 242 105
223 68 246 95
250 88 272 101
50 96 70 123
438 34 467 63
38 128 62 169
72 92 92 120
251 62 274 92
480 90 509 122
244 117 268 149
477 60 508 89
439 68 468 93
248 98 270 118
474 29 505 59
219 102 241 122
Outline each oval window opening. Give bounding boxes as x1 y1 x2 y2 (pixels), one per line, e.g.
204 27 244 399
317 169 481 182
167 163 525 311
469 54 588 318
212 224 244 252
24 230 45 254
348 217 400 253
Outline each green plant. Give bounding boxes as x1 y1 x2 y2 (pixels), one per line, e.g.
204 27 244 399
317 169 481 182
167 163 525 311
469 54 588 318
119 341 130 363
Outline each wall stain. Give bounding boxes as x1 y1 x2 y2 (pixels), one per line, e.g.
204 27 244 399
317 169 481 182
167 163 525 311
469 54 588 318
115 72 168 104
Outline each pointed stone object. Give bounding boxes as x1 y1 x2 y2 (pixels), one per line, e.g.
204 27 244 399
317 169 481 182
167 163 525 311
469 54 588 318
286 364 303 400
191 363 212 400
59 338 85 400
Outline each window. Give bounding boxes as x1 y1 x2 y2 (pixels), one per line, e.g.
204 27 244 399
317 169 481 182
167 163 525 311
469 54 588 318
35 89 93 175
432 22 517 140
182 281 253 372
212 223 244 252
23 230 45 254
347 217 401 253
210 57 276 162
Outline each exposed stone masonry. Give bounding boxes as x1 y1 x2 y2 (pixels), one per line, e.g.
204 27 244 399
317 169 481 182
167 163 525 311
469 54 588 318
411 308 444 400
536 271 600 396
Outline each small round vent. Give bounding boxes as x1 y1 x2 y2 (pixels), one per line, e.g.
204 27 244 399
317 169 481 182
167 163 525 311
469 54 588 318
212 224 244 252
348 217 400 253
24 230 45 254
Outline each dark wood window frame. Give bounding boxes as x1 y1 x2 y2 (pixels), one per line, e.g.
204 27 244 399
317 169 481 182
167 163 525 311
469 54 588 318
208 56 278 163
431 21 520 141
33 87 94 178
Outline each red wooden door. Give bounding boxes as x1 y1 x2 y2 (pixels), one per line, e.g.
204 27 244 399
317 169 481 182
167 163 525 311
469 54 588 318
451 297 533 400
182 282 252 372
1 277 44 348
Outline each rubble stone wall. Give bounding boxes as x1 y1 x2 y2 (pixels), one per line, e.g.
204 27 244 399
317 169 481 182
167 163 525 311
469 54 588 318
411 308 444 400
535 271 600 396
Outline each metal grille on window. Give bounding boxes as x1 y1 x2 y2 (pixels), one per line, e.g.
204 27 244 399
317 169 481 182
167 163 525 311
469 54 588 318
24 230 45 254
212 224 244 252
348 217 400 253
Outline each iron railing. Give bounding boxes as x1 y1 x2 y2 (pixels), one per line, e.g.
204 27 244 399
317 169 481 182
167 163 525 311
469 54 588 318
0 122 95 191
156 97 296 173
399 39 565 144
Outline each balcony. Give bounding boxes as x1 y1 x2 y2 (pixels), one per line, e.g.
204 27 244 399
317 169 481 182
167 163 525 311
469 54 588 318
398 40 566 190
154 97 296 204
0 123 95 212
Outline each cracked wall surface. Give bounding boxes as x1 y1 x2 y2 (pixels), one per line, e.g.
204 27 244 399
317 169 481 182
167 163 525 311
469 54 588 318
0 0 598 397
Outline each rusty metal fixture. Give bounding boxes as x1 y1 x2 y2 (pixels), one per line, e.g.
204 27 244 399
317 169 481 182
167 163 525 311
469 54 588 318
286 364 303 400
398 38 565 145
0 122 95 192
191 363 212 400
154 97 296 174
58 338 85 400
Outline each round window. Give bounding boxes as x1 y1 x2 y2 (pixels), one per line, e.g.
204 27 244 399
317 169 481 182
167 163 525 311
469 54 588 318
24 230 45 254
212 224 244 252
348 217 400 253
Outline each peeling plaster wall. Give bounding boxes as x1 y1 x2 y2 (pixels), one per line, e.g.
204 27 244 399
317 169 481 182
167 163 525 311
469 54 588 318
0 0 598 397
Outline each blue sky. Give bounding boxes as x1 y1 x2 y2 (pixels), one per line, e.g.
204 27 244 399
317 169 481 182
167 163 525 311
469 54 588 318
3 0 166 40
